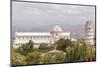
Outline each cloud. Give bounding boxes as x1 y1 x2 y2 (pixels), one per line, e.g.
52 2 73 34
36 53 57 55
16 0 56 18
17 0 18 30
12 1 95 32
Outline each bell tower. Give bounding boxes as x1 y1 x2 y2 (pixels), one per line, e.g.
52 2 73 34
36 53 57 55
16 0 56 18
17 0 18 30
85 18 94 45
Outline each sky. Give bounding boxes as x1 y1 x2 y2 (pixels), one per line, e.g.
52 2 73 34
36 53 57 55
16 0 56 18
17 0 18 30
12 1 95 38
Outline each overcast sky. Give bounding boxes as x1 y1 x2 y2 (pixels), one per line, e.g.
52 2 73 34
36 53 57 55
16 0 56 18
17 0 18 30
12 1 95 32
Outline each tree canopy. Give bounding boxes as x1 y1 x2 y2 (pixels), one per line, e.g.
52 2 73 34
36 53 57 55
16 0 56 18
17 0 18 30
54 38 73 52
12 38 96 65
18 40 34 56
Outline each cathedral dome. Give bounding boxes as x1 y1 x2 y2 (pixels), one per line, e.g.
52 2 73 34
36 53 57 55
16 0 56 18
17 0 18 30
52 24 63 32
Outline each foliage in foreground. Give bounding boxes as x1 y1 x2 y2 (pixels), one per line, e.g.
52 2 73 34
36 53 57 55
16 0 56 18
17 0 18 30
12 39 96 65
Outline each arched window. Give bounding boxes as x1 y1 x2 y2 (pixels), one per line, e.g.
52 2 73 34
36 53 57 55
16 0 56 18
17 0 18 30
44 36 46 39
19 37 20 39
42 37 44 39
48 36 49 39
30 37 32 39
37 37 39 39
23 37 24 39
27 37 29 39
41 36 42 39
33 36 35 39
48 36 50 39
38 37 40 39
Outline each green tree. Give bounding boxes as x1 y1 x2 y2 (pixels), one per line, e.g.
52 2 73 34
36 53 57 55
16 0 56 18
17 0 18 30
42 52 66 64
42 54 55 64
54 38 66 51
65 39 73 47
26 51 41 64
38 43 53 52
55 54 66 63
18 40 34 55
54 38 73 52
39 43 48 50
12 51 27 65
80 44 96 61
65 43 88 62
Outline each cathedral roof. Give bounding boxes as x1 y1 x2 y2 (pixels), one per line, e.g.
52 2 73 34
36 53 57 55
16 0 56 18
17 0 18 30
52 24 63 32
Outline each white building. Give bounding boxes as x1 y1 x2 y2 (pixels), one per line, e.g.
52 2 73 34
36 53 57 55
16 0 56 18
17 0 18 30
85 19 94 45
13 24 77 48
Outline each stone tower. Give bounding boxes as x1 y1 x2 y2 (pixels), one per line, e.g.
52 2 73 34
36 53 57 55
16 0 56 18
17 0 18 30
85 18 94 45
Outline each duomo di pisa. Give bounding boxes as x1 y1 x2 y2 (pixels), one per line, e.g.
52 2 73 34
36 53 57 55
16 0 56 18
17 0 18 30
13 19 95 48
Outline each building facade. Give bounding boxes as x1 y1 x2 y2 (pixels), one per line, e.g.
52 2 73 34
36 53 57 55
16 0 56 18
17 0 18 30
85 19 94 45
13 24 76 48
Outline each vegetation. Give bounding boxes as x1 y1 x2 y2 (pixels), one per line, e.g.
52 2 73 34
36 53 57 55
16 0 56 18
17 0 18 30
54 38 73 52
17 40 34 56
65 43 87 62
26 51 41 64
12 39 96 65
12 51 26 65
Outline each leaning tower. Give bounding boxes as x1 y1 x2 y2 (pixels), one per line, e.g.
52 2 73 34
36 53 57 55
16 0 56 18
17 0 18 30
85 18 94 45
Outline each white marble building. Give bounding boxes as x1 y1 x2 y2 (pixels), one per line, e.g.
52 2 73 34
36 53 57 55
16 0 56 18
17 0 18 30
85 19 94 45
13 24 77 48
